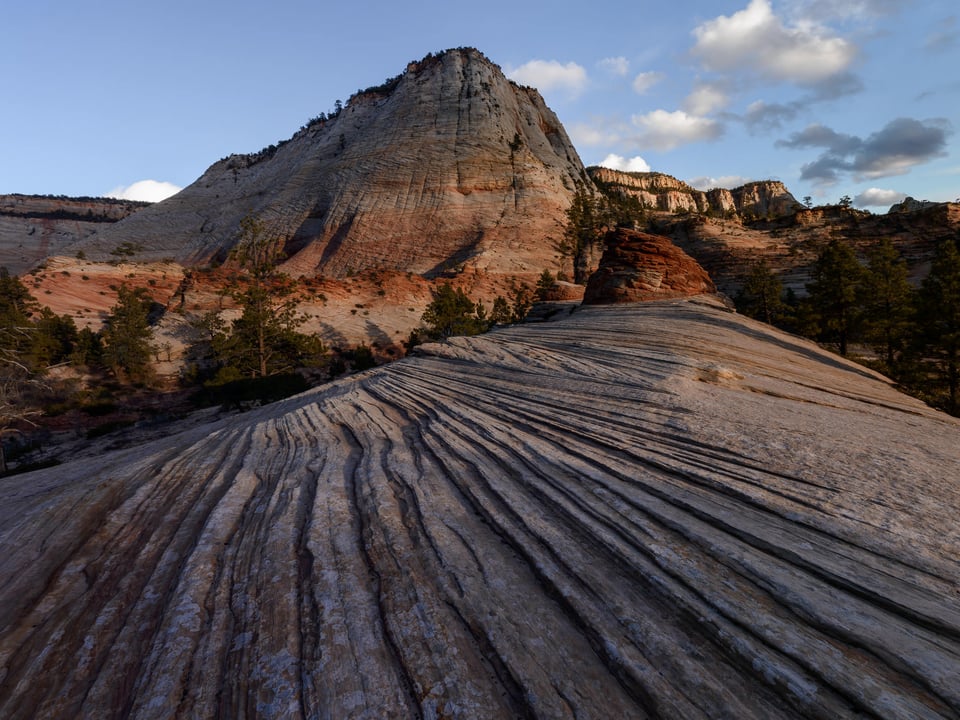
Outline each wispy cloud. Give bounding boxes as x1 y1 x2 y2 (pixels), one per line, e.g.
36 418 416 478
925 15 959 52
853 187 906 208
777 117 953 185
631 71 663 95
683 82 729 115
599 56 630 76
687 175 754 190
106 179 181 202
506 60 588 97
629 110 723 151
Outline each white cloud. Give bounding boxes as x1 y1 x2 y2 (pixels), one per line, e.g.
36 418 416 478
631 71 663 95
687 175 754 190
507 60 588 96
853 187 907 207
597 154 652 173
599 56 630 76
630 110 723 151
691 0 856 84
106 179 181 202
567 122 623 147
683 83 728 115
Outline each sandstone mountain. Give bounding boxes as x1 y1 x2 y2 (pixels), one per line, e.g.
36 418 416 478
2 299 958 718
66 48 584 280
0 195 147 275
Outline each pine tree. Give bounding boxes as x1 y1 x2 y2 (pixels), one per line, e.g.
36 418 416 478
209 215 324 380
101 285 155 383
562 186 601 284
806 239 864 355
859 238 914 370
916 239 960 413
737 260 784 325
420 283 487 339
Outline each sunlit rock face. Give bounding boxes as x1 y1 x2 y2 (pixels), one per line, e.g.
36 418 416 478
2 299 960 718
583 227 716 304
67 48 585 280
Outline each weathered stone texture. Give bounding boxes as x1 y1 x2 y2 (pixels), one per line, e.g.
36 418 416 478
2 300 959 718
68 49 585 279
583 228 716 304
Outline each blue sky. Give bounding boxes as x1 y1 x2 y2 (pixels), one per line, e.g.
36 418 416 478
2 0 957 209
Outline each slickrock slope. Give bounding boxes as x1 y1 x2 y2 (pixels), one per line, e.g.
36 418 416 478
2 300 959 718
583 228 715 304
0 195 148 275
67 49 584 279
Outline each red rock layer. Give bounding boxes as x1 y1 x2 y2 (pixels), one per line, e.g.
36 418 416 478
582 228 716 304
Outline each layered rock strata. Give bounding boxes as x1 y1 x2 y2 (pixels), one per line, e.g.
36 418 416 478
583 228 716 304
588 167 801 217
2 299 959 718
0 195 147 274
67 49 585 279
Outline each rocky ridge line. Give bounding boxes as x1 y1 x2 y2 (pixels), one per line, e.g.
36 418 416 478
589 166 801 217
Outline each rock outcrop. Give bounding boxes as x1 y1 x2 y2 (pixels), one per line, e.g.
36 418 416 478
0 195 147 274
66 49 585 280
583 228 715 304
2 299 958 719
588 167 801 217
653 201 960 296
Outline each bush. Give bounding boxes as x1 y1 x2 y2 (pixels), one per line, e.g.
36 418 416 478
191 373 311 410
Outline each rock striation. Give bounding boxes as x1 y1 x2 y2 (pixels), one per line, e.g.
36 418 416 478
652 201 960 296
583 228 715 304
66 49 585 279
2 299 959 718
0 195 147 275
589 167 801 217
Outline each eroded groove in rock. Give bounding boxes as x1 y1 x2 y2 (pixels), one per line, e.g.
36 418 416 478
2 299 960 719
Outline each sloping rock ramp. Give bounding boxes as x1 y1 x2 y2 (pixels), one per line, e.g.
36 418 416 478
1 298 959 719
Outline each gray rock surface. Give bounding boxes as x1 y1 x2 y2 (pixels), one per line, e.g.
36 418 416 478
1 298 959 718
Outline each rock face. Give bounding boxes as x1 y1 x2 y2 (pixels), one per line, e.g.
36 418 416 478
0 195 147 274
583 228 715 304
2 299 959 719
67 49 585 279
589 167 800 217
653 201 960 296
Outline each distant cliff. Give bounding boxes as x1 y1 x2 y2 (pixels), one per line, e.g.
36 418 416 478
588 167 801 218
0 195 148 274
